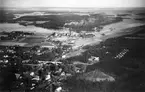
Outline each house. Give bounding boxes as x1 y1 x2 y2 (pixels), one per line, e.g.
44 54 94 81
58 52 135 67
41 42 57 49
41 45 56 49
88 56 100 64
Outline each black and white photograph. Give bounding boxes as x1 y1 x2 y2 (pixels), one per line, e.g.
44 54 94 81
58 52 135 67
0 0 145 92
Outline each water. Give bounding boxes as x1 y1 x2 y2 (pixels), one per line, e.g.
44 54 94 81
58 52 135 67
0 23 63 34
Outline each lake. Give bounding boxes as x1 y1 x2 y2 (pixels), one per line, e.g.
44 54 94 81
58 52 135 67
0 23 68 34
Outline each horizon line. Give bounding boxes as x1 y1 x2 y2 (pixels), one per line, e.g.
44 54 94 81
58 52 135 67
1 6 145 8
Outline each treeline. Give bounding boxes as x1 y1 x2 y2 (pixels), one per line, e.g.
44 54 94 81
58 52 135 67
17 13 122 31
16 14 88 29
65 15 123 32
0 10 15 23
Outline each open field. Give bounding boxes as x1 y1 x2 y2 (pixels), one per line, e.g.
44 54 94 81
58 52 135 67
21 37 45 43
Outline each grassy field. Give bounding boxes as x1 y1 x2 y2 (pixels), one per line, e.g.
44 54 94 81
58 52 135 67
21 37 45 43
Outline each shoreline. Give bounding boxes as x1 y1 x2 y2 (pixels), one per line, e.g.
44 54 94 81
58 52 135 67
64 18 145 59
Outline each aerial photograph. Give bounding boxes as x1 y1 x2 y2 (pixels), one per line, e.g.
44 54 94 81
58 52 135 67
0 0 145 92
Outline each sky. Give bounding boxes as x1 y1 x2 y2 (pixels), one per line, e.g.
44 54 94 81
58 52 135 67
1 0 145 8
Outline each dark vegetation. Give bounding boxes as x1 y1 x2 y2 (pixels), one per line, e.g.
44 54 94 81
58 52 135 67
64 26 145 92
0 31 34 41
135 12 145 16
16 14 89 30
117 13 131 17
16 13 122 31
1 9 123 32
135 18 145 22
0 10 15 23
64 76 115 92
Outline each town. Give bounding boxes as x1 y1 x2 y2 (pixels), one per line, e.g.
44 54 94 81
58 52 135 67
0 29 114 92
1 5 145 92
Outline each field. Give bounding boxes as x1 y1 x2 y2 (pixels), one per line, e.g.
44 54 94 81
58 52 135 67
21 37 45 43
